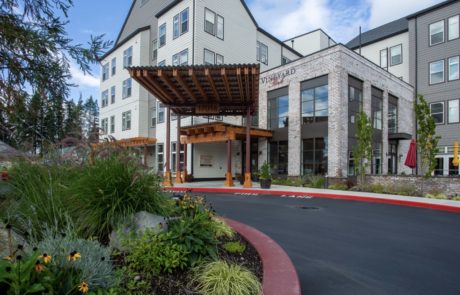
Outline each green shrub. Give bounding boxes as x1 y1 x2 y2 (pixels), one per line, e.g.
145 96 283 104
192 260 262 295
67 155 172 240
369 184 385 194
328 183 348 190
209 217 235 239
304 175 325 188
272 178 303 187
223 241 246 254
425 193 448 200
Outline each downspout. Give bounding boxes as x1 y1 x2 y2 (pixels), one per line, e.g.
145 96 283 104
191 0 196 177
415 17 418 176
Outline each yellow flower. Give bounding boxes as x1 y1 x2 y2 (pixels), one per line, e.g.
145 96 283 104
39 253 52 264
78 282 89 293
35 260 45 272
68 251 81 261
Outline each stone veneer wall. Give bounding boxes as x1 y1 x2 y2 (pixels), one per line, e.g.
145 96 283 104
365 175 460 196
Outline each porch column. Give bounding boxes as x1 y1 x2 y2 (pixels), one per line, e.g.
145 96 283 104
163 108 173 187
143 145 148 167
244 107 252 188
176 115 183 183
182 143 188 182
225 140 234 187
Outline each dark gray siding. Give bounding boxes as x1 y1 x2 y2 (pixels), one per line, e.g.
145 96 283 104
410 1 460 146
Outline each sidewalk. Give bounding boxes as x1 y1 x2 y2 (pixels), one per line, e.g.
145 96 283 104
168 181 460 213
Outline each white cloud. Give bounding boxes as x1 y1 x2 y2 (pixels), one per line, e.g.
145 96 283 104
70 63 100 88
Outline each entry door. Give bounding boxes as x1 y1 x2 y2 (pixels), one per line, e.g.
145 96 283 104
388 143 398 175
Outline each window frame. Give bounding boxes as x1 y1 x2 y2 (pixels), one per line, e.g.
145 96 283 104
123 46 133 68
204 8 216 36
101 118 108 135
180 8 189 36
111 58 116 76
157 143 164 173
110 116 115 134
216 53 224 65
268 94 289 129
448 99 459 124
429 20 445 46
122 78 132 99
122 111 132 131
159 23 167 48
216 14 224 40
257 41 268 65
448 56 459 81
151 106 157 127
448 15 459 41
110 86 116 104
301 84 329 124
389 44 402 66
204 48 215 65
429 59 445 85
102 63 109 81
101 90 109 108
430 101 445 125
173 14 180 39
157 102 165 123
380 48 388 69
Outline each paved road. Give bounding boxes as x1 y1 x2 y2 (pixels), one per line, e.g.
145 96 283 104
184 192 460 295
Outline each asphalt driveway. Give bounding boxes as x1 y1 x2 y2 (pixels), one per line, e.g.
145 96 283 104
189 192 460 295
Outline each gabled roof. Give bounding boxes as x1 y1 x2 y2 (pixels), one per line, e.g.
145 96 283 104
346 17 408 50
99 26 150 61
115 0 137 45
407 0 457 19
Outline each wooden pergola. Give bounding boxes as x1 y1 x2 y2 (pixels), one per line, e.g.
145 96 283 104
128 64 263 187
92 137 156 166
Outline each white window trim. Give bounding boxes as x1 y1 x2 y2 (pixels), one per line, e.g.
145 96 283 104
448 15 459 41
159 23 167 48
180 8 189 36
429 59 445 85
204 48 215 65
448 56 459 81
429 20 445 46
389 44 402 66
430 101 445 125
448 99 459 124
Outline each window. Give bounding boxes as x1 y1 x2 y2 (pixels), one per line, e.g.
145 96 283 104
158 60 166 66
101 90 108 107
348 85 363 102
348 151 355 176
216 15 224 39
430 60 445 84
157 143 164 173
102 63 109 81
101 118 108 135
204 49 215 65
158 103 165 123
390 44 402 66
448 56 459 81
449 157 460 175
429 20 444 45
380 49 388 68
257 41 268 65
372 143 382 175
270 141 288 176
151 106 157 127
301 85 328 124
122 111 132 131
372 90 382 130
303 138 328 175
110 86 116 104
159 23 166 47
430 102 444 124
268 94 289 129
434 157 444 176
152 39 158 63
173 49 188 66
123 46 133 68
388 102 398 133
448 15 459 40
448 99 459 124
216 54 224 65
204 8 215 35
111 58 116 76
110 116 115 133
171 142 185 173
181 8 189 35
281 56 291 65
122 78 132 98
173 14 180 39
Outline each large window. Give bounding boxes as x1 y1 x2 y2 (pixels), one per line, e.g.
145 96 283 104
372 89 382 130
257 41 268 65
388 98 398 134
158 103 165 123
303 138 328 175
172 49 188 66
448 15 459 40
380 49 388 69
448 99 459 124
157 143 164 173
301 85 328 124
101 118 108 135
429 20 444 45
151 106 157 127
430 102 444 124
270 141 288 176
349 85 363 102
111 58 116 76
268 93 289 129
204 49 215 65
123 46 133 68
390 44 402 66
159 23 166 47
110 116 115 134
102 63 109 81
122 111 132 131
448 56 459 81
430 60 445 84
122 78 132 98
110 86 116 104
171 142 185 173
101 90 108 108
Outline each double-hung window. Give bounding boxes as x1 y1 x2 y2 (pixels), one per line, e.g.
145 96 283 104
204 8 223 39
173 49 189 66
110 86 116 104
123 46 133 67
173 15 180 39
430 102 444 124
101 118 108 134
181 8 189 35
448 15 459 40
159 23 166 47
448 99 459 124
204 49 215 65
158 103 165 123
111 58 116 76
151 106 157 127
216 15 224 39
122 111 132 131
216 54 224 65
429 20 444 45
430 60 445 84
380 49 388 68
101 90 108 108
110 116 115 133
102 63 109 81
448 56 459 81
390 44 402 66
122 78 132 98
257 41 268 65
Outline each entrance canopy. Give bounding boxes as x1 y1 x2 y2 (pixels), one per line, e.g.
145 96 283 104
180 122 273 144
93 137 157 148
128 64 260 116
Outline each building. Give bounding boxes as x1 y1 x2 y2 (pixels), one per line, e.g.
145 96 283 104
346 0 460 176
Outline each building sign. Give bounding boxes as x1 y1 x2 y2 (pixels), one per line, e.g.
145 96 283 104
260 68 296 86
200 155 213 167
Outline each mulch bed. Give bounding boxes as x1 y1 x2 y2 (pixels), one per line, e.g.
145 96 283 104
114 232 263 294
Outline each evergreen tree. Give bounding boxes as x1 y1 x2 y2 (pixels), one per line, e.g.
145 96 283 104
83 96 99 143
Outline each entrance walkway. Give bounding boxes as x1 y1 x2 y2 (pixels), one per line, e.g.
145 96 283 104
171 181 460 212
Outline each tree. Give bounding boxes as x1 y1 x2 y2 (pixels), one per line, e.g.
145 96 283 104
83 96 99 143
414 95 440 177
353 110 373 185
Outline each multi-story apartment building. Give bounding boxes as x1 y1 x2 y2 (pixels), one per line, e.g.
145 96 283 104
347 0 460 176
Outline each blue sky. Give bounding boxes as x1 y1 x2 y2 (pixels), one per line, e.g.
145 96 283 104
66 0 444 102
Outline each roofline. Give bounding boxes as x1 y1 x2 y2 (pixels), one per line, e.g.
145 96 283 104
240 0 259 27
407 0 456 19
155 0 183 18
99 26 150 61
284 28 336 44
114 0 137 45
257 28 303 58
348 28 409 50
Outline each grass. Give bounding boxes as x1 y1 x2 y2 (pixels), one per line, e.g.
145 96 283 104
223 241 246 254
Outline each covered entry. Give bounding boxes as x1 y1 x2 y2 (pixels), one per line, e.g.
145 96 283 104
128 64 261 187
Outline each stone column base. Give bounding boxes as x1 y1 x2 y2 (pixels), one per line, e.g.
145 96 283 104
163 171 173 187
224 172 234 187
243 173 252 188
175 171 183 184
182 170 188 183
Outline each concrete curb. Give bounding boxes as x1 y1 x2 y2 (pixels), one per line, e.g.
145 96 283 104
165 187 460 213
223 218 301 295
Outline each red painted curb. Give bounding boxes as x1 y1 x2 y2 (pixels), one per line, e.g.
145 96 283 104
223 218 301 295
165 187 460 213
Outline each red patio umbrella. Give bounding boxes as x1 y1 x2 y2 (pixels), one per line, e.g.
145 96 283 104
404 139 417 169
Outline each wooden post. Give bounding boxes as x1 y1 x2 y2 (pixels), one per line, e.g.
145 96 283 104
244 107 252 188
163 108 173 187
225 140 234 187
176 114 183 183
182 143 188 182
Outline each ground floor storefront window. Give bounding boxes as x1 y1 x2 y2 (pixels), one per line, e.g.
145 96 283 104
270 141 288 176
302 137 328 175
